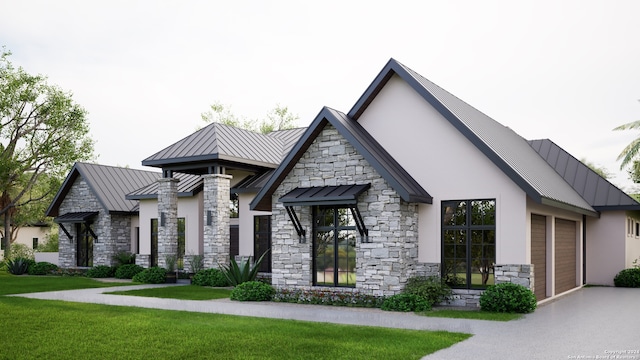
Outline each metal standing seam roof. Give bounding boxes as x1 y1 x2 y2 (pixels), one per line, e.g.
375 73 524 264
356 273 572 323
348 58 596 216
529 139 640 211
279 184 372 206
126 172 204 200
232 171 275 194
250 106 433 211
46 162 161 217
141 123 297 169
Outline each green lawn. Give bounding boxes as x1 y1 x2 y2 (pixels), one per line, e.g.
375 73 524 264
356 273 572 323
0 297 470 359
0 273 136 295
106 285 232 300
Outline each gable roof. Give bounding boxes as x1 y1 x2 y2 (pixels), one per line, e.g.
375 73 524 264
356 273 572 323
529 139 640 211
46 162 161 217
250 106 433 211
347 58 597 216
141 123 305 171
125 172 203 200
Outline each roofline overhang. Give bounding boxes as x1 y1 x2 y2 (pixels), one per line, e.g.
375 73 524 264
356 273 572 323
540 197 599 217
142 154 279 170
126 191 198 201
593 205 640 212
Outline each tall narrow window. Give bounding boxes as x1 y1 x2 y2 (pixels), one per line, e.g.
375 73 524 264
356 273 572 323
76 223 94 267
178 218 186 264
230 193 239 218
442 200 496 289
254 215 271 273
33 238 39 250
313 206 357 287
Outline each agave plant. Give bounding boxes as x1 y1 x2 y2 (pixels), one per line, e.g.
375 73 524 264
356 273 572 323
218 250 269 286
7 258 30 275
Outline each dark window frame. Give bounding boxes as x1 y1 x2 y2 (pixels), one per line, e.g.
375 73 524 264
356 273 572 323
441 199 496 289
312 206 357 288
254 215 271 273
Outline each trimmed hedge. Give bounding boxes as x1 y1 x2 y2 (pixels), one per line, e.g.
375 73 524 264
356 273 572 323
613 268 640 288
381 293 431 312
115 264 144 279
230 281 275 301
479 283 537 313
192 268 229 287
132 267 166 284
27 262 59 275
87 265 115 278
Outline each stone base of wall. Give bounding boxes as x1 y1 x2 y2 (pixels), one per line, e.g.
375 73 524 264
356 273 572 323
444 289 484 307
413 263 440 278
136 254 151 269
494 264 533 289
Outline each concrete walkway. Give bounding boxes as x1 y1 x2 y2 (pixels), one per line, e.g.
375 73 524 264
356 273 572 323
10 285 640 359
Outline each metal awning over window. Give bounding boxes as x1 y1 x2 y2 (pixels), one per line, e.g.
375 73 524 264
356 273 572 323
54 212 99 242
279 184 371 242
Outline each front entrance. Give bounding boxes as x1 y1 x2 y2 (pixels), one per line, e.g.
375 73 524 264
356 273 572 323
313 206 356 287
76 223 94 267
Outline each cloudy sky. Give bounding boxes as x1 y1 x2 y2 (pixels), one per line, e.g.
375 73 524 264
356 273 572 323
2 0 639 191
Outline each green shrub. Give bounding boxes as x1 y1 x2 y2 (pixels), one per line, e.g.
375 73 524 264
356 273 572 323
132 267 166 284
27 262 58 275
273 288 384 308
192 268 229 287
219 251 269 286
8 243 35 261
87 265 115 278
38 233 59 252
479 283 537 313
113 251 136 267
115 264 144 279
187 253 205 274
381 293 431 312
404 276 452 306
230 281 275 301
613 268 640 288
7 258 34 275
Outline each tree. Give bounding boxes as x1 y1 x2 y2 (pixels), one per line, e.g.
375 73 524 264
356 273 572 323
0 48 94 258
614 117 640 172
201 102 298 134
580 158 612 179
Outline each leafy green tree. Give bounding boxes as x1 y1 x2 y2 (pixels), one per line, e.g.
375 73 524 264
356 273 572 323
0 48 94 258
201 102 298 134
614 119 640 172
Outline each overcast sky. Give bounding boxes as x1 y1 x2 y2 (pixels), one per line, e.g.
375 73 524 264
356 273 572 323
2 0 639 191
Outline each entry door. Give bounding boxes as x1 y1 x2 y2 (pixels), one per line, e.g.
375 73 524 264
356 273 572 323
76 223 94 267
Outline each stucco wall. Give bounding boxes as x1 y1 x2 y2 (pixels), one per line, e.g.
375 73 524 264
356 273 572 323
356 74 528 265
238 192 271 256
586 211 626 286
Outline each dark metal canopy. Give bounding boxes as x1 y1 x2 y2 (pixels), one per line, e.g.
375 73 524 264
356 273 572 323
54 212 99 223
279 184 371 207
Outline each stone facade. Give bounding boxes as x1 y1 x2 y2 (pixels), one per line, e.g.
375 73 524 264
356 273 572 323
271 124 420 296
57 177 133 268
494 264 534 289
203 174 231 269
157 178 179 268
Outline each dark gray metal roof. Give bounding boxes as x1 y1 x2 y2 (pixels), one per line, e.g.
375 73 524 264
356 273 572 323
250 106 433 211
126 172 203 200
279 184 371 207
53 212 98 223
141 123 304 171
348 58 596 216
232 171 274 194
267 127 308 156
46 163 161 217
529 139 640 211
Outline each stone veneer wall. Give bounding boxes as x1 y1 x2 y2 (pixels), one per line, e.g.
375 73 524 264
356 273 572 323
57 177 131 268
271 124 420 296
202 174 231 269
157 178 179 269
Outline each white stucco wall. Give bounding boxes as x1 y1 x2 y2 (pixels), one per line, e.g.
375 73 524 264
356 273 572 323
586 211 625 286
178 193 203 255
357 74 528 264
138 200 156 255
625 212 640 269
238 192 271 256
130 215 139 253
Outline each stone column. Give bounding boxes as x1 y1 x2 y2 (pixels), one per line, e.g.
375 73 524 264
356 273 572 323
157 177 179 268
202 174 232 269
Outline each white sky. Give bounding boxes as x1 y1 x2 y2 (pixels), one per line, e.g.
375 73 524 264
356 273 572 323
2 0 639 191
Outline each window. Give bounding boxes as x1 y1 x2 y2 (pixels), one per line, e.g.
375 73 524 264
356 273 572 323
254 215 271 273
33 238 39 249
442 200 496 289
636 222 639 238
151 219 158 267
313 206 357 287
76 223 94 267
230 193 239 218
1 237 4 250
178 218 185 264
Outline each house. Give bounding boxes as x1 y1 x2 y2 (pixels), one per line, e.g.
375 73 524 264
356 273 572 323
0 222 51 260
48 59 640 305
46 163 161 267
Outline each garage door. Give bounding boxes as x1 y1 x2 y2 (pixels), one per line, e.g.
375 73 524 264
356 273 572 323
555 218 577 294
531 214 547 301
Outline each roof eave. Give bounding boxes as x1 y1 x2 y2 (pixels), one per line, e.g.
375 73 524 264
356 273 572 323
540 197 598 217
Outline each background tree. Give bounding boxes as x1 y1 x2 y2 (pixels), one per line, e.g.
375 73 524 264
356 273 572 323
614 116 640 174
0 48 94 258
201 102 298 133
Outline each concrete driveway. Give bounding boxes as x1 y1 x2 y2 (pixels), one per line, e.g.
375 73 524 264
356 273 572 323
11 285 640 359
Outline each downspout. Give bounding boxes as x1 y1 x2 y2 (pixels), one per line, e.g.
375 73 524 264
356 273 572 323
582 215 587 285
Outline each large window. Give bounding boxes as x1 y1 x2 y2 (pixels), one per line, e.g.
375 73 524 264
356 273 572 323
442 200 496 289
254 215 271 273
76 223 94 267
313 206 357 287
